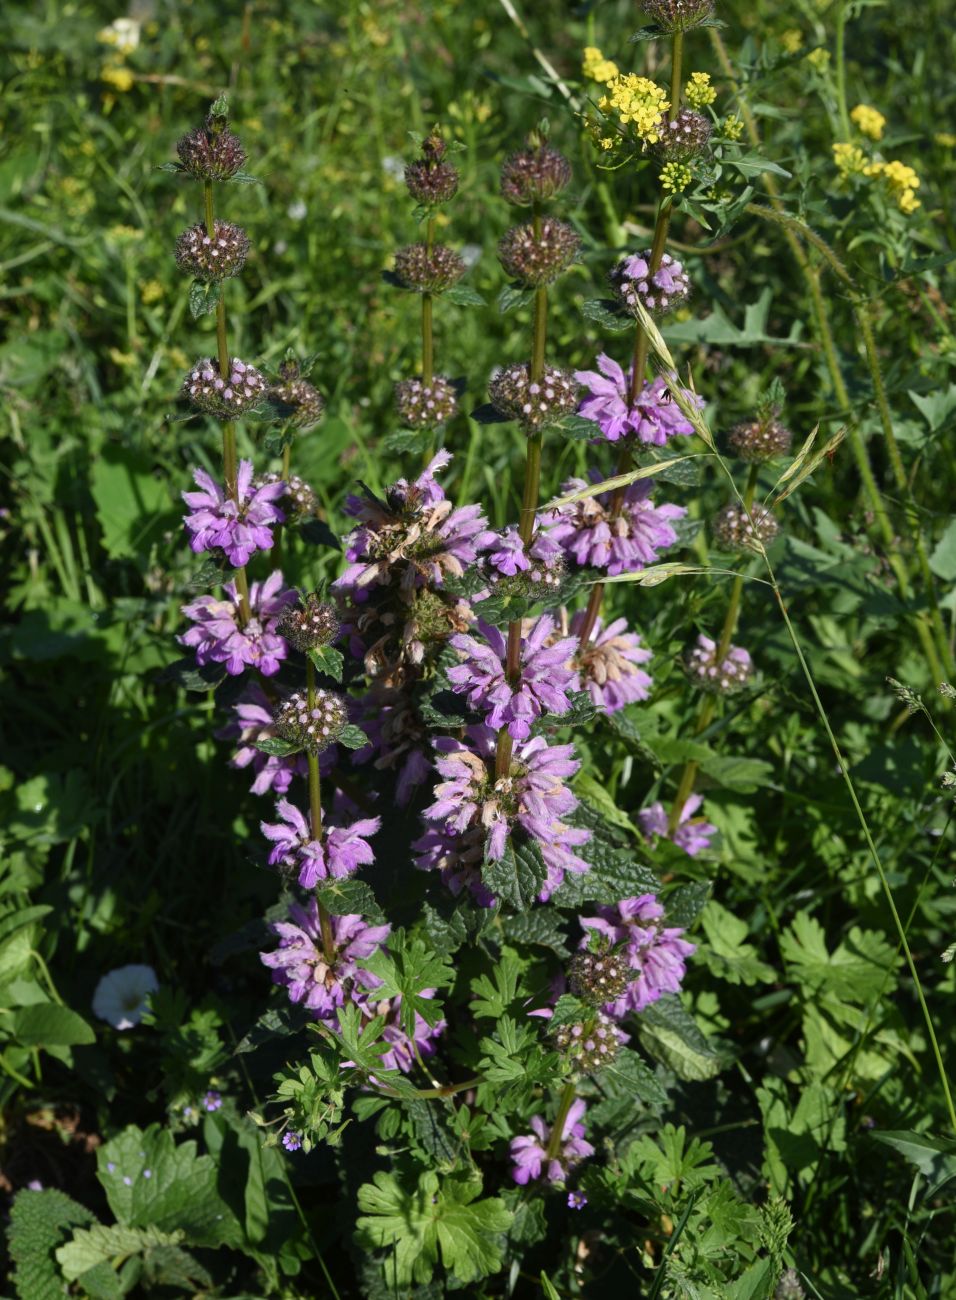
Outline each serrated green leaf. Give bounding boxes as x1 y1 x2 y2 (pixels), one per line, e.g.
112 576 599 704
56 1223 183 1282
355 1170 512 1286
254 736 302 757
91 445 172 561
482 838 548 911
9 1188 96 1300
638 995 724 1080
444 284 486 307
382 428 430 454
581 298 632 331
97 1125 245 1249
359 931 454 1034
596 1047 668 1108
316 877 384 921
156 656 228 693
699 901 775 986
188 279 221 319
337 723 370 750
498 284 533 315
308 644 345 681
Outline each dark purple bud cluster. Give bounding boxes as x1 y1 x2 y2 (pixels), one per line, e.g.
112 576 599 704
175 220 250 281
276 594 340 652
552 1012 620 1072
488 363 578 433
395 376 459 429
711 503 779 551
183 357 266 419
727 418 793 463
643 0 716 32
273 688 348 752
500 141 572 206
393 243 466 293
498 217 580 287
176 112 246 181
256 472 317 520
654 109 713 160
568 950 632 1006
270 361 326 431
405 131 460 205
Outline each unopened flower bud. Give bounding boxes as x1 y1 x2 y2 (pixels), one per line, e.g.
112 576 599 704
488 363 578 433
686 633 753 694
176 113 246 181
711 503 779 551
498 217 580 287
774 1269 807 1300
727 418 793 463
654 108 713 160
500 142 572 206
395 376 458 428
175 220 250 282
568 950 632 1006
183 356 266 419
405 132 459 205
393 242 465 293
273 688 348 753
552 1012 620 1072
610 250 691 316
643 0 715 32
270 363 325 431
276 594 340 652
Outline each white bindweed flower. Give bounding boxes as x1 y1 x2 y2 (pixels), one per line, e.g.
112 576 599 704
92 964 158 1030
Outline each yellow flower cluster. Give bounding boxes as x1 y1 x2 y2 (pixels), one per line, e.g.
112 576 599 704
599 74 669 143
832 142 869 176
101 65 135 93
582 46 619 84
936 133 956 148
850 103 886 141
867 159 921 213
832 143 921 213
806 48 830 70
781 29 803 53
685 72 716 108
660 161 692 192
722 114 744 141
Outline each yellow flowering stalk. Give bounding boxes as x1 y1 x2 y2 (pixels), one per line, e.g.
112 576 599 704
805 48 830 70
781 29 803 53
599 74 669 144
832 142 869 176
850 104 886 141
101 65 135 93
866 159 921 213
722 115 744 142
685 72 716 109
582 47 619 84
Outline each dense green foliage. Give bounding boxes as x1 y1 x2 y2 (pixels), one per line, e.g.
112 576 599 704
2 1 956 1297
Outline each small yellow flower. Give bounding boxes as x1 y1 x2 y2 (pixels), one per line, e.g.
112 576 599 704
141 280 164 305
850 104 886 141
781 29 803 53
600 74 669 142
935 132 956 148
873 158 921 213
660 161 692 193
582 46 619 83
600 136 616 151
685 72 716 109
722 114 744 141
832 142 868 176
805 48 830 70
101 64 134 93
